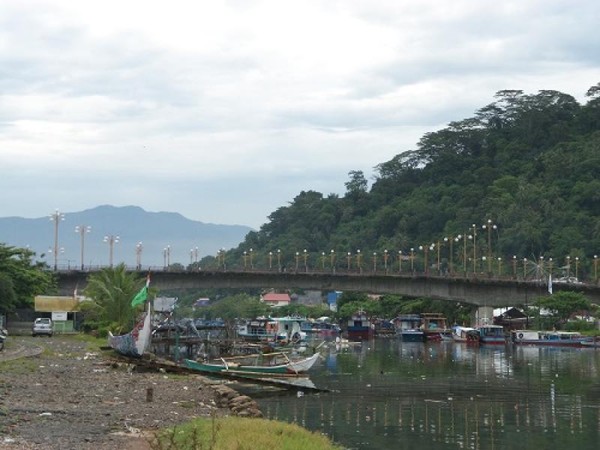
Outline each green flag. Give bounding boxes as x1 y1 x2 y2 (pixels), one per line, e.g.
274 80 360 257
131 275 150 308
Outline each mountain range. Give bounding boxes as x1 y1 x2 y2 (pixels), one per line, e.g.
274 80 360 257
0 205 252 269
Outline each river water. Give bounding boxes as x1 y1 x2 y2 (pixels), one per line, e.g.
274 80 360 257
248 339 600 450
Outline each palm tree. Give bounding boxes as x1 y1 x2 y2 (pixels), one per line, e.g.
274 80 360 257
83 263 147 333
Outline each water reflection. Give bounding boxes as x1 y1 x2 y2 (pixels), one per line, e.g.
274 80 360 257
254 339 600 450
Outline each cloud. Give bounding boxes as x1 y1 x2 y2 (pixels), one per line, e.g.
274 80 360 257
0 0 599 229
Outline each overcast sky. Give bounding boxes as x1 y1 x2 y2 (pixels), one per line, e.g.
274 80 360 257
1 0 598 229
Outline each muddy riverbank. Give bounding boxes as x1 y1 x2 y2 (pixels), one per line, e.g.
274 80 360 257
0 336 232 449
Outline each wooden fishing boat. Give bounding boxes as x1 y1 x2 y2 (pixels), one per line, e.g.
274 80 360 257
108 304 152 358
420 313 452 341
346 310 373 340
183 352 320 376
511 330 589 347
393 315 425 342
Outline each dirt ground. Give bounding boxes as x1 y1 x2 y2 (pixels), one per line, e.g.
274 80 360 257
0 335 230 450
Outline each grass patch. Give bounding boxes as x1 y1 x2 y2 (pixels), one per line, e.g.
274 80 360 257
151 416 342 450
0 357 38 375
70 333 107 350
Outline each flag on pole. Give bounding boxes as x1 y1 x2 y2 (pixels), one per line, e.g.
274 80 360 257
548 274 553 295
131 274 151 308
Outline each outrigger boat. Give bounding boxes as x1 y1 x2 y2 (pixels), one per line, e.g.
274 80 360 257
108 303 152 358
183 352 320 377
108 276 152 358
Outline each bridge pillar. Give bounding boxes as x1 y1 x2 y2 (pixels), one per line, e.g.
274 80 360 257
473 306 495 327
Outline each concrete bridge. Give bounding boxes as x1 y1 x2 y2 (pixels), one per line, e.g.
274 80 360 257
55 270 600 308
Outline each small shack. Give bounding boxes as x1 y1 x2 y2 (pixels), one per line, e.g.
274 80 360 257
34 295 82 333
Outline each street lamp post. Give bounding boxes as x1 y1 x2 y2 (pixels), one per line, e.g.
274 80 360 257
191 247 199 265
162 245 170 270
249 248 254 270
398 250 403 273
471 224 477 274
482 219 497 274
372 252 377 273
277 249 281 272
243 251 248 270
512 256 517 278
303 249 308 272
356 250 362 274
104 234 120 268
575 257 580 280
330 250 335 273
269 251 273 270
135 242 143 270
594 255 598 282
410 248 415 273
74 225 91 271
49 209 65 271
383 249 389 274
436 241 442 275
347 252 351 271
523 257 528 279
218 248 227 270
295 252 300 272
497 257 502 277
321 252 326 270
445 236 454 275
566 256 571 278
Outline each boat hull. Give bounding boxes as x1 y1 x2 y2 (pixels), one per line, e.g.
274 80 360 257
399 330 425 342
512 330 589 347
108 309 152 358
184 353 319 376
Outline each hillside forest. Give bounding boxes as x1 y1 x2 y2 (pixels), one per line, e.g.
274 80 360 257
199 84 600 281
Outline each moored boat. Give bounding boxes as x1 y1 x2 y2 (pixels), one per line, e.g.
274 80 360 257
237 318 286 343
581 337 600 348
393 315 425 342
511 330 589 347
346 310 373 340
272 316 308 343
183 352 320 376
452 325 477 343
477 324 507 345
420 313 451 341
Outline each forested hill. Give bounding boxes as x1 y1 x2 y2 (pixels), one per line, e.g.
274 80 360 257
226 85 600 272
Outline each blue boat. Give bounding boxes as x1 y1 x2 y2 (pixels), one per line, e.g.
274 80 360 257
392 315 425 342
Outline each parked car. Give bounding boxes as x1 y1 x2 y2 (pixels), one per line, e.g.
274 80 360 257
32 318 53 337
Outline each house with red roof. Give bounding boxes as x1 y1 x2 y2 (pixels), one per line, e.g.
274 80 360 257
261 292 291 308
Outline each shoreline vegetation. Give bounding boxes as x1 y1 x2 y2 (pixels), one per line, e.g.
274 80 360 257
152 416 343 450
0 335 341 450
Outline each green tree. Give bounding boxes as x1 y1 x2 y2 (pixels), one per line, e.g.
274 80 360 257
0 243 55 314
205 293 270 339
534 291 592 324
338 300 380 321
83 264 148 333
